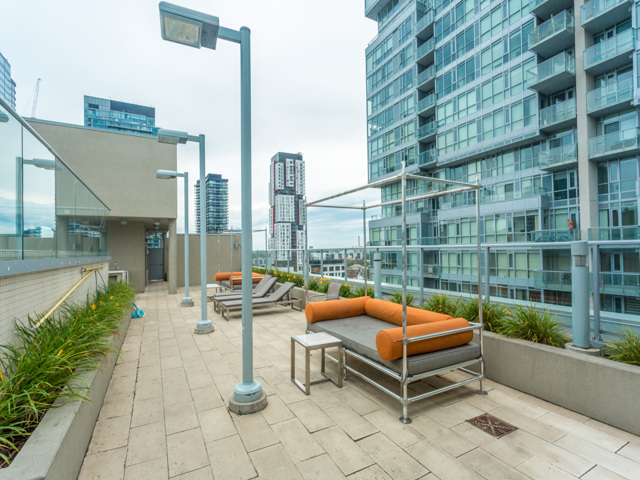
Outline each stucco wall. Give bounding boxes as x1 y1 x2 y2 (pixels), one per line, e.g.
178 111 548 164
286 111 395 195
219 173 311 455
108 220 146 293
175 234 242 287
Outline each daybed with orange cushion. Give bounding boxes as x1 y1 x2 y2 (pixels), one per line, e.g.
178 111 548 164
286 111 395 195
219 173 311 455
215 272 265 291
305 296 484 422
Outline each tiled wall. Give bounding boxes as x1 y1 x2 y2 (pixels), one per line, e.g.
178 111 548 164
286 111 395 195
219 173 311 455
0 262 107 346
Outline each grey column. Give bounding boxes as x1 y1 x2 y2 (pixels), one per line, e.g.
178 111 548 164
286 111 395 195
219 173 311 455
374 252 382 299
168 218 177 294
571 241 590 348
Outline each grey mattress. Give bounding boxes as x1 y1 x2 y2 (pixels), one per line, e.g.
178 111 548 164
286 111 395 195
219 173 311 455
309 315 481 376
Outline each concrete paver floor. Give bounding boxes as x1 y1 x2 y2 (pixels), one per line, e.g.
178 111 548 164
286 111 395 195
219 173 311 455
78 282 640 479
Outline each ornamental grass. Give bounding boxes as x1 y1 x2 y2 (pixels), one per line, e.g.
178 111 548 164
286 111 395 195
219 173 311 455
498 303 570 348
605 328 640 366
0 281 135 467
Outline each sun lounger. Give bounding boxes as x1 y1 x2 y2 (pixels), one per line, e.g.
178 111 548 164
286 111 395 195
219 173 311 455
217 282 300 320
212 276 278 312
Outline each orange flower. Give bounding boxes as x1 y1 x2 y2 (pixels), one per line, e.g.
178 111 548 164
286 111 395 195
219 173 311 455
91 304 96 310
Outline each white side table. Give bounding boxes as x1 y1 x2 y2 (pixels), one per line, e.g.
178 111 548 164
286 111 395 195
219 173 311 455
291 332 343 395
206 283 221 294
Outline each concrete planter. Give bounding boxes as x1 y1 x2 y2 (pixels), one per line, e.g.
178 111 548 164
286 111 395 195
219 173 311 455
0 314 132 480
478 331 640 436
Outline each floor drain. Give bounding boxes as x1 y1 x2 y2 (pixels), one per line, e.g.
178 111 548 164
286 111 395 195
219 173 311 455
466 413 517 438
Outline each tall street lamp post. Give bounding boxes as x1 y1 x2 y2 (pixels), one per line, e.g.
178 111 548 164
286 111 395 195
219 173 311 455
158 2 266 412
157 129 213 334
156 169 194 307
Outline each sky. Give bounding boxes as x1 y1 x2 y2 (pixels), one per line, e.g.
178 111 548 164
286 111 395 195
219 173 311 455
0 0 382 249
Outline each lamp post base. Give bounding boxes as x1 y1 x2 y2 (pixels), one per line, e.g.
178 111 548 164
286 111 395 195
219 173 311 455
180 297 194 307
194 320 214 335
229 391 268 415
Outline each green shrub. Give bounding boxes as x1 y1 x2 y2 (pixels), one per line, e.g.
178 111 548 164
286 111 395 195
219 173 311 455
387 291 417 307
252 267 266 274
498 304 569 347
456 298 508 333
605 328 640 366
0 281 135 466
307 278 320 292
339 284 352 298
422 293 459 316
349 285 374 298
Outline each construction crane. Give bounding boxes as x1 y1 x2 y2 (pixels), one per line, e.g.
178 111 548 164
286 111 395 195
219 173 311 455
31 78 41 118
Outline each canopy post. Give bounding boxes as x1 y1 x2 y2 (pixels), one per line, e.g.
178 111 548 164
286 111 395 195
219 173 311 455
399 162 411 424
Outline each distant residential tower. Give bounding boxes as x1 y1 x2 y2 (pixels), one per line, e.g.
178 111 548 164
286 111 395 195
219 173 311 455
195 174 229 234
269 152 305 264
84 95 156 136
0 52 16 110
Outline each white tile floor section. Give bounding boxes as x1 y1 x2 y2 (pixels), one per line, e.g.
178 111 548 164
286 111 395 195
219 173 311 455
79 283 640 480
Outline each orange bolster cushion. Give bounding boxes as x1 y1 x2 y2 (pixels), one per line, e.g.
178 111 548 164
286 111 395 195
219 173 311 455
364 298 453 327
230 274 264 285
215 272 232 281
305 296 370 323
376 318 473 361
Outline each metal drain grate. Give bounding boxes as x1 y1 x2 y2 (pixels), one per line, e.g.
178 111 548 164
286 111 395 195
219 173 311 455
466 413 517 438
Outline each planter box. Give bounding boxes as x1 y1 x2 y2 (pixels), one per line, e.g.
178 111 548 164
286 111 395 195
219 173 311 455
0 314 132 480
477 331 640 436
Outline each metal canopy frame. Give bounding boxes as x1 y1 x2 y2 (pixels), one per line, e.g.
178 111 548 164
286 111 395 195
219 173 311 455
303 163 485 422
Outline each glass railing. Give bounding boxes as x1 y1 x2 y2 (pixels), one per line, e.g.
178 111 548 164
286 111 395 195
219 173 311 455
418 150 437 166
527 52 575 87
581 0 630 26
418 122 437 139
416 9 435 34
531 229 580 242
0 99 110 261
533 270 572 289
584 29 634 71
589 226 640 240
600 272 640 296
416 37 435 60
423 264 441 276
588 127 640 159
529 11 574 47
539 98 577 129
538 143 578 169
417 93 436 112
417 65 436 85
586 77 634 114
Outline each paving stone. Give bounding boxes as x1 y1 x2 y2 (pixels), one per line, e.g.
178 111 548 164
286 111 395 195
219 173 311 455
134 379 162 401
232 411 279 452
581 465 629 480
289 399 336 433
131 395 163 428
406 441 483 480
515 456 577 480
333 388 382 416
410 414 476 457
457 447 530 480
249 443 303 480
271 418 324 462
123 456 168 480
87 415 130 455
324 405 378 441
198 406 237 443
126 421 166 466
313 426 374 475
538 411 627 452
165 400 199 435
99 392 134 420
345 464 392 480
363 409 425 448
359 432 428 479
298 453 346 480
190 385 225 412
491 406 567 443
262 394 296 425
206 435 257 480
79 446 127 480
167 428 209 477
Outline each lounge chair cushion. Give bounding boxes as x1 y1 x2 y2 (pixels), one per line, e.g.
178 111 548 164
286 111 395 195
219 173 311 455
309 317 480 375
230 273 264 285
376 318 473 361
305 296 370 323
364 298 453 326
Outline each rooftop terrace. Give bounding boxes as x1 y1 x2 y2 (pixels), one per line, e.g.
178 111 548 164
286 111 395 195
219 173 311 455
78 283 640 479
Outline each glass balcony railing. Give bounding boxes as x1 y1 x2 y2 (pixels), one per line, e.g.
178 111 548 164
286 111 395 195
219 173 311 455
586 77 634 115
589 226 640 240
600 272 640 297
581 0 633 32
423 264 441 276
539 98 577 130
418 150 437 166
534 270 572 290
538 143 578 169
530 229 580 242
416 37 435 62
417 65 436 87
528 11 574 56
418 121 436 140
584 29 634 74
588 127 640 159
526 52 576 94
530 0 574 20
417 93 436 114
415 9 435 38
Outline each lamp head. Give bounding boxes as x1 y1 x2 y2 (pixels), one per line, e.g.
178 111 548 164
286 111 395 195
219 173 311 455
0 112 9 123
156 169 179 179
159 2 219 49
157 128 189 145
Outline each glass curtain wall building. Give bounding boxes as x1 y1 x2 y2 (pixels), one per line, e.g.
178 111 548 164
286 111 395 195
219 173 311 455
0 98 110 264
365 0 640 314
84 95 156 136
268 152 306 266
0 52 16 110
195 174 229 234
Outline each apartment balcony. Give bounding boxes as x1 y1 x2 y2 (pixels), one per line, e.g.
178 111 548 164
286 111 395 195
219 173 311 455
531 228 581 242
530 0 574 21
417 149 437 168
365 0 384 20
415 9 435 40
534 270 572 290
417 64 436 92
538 143 578 171
600 272 640 297
589 225 640 240
581 0 633 33
526 52 576 96
417 93 436 117
529 11 575 59
416 37 435 66
417 121 437 142
538 98 577 133
423 264 440 278
583 29 634 76
588 127 640 160
586 77 634 117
